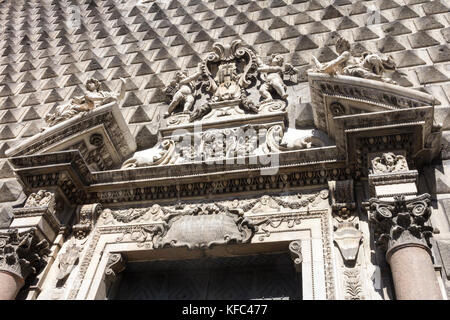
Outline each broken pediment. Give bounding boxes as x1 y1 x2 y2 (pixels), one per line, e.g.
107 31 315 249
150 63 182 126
308 72 439 175
5 102 136 171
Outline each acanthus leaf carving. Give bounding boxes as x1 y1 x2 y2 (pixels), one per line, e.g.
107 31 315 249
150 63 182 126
367 193 434 254
0 228 51 282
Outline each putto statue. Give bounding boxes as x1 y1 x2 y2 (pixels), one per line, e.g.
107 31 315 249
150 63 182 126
163 64 203 118
257 54 294 101
45 78 127 127
311 37 397 84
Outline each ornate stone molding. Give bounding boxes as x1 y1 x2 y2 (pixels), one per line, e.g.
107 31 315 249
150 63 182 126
117 203 266 250
100 190 330 226
69 208 335 300
367 194 434 257
0 228 50 282
343 269 364 300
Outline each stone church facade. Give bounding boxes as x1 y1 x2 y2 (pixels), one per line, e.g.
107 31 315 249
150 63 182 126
0 0 449 300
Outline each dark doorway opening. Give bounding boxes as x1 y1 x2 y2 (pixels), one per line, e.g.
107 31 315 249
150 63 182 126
109 252 302 300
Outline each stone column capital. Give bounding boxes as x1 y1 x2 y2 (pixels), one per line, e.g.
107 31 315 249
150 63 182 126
0 228 51 282
367 194 434 259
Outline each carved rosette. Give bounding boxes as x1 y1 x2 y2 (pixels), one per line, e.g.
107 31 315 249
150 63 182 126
0 228 51 281
368 194 434 257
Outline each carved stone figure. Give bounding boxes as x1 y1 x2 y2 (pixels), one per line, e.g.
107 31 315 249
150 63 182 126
311 37 397 84
122 139 176 168
164 64 204 118
371 152 408 174
212 62 241 102
257 54 294 101
45 77 127 127
264 125 328 153
72 203 102 239
24 190 54 208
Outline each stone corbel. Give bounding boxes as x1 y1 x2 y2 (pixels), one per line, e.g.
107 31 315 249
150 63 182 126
289 240 302 272
104 253 127 285
329 180 362 266
72 203 102 240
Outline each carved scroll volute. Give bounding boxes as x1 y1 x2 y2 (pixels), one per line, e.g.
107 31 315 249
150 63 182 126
73 203 102 239
289 240 302 272
105 253 127 283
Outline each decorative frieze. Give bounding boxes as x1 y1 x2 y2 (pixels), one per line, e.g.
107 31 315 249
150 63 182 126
0 228 50 282
367 194 434 255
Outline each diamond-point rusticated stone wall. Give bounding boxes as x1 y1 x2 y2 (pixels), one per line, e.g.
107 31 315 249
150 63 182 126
0 0 449 299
